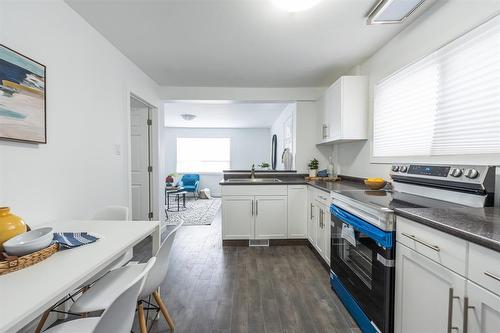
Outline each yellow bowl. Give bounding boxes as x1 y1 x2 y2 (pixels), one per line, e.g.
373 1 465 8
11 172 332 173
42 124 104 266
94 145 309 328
364 179 387 190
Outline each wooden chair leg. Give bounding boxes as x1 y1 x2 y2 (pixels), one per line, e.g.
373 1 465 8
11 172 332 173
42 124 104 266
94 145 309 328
138 302 148 333
35 309 51 333
152 291 175 331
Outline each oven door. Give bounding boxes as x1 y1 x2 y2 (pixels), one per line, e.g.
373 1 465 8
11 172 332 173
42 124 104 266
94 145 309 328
330 204 394 333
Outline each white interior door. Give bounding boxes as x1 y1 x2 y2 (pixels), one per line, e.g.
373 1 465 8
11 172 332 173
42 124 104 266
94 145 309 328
131 102 151 221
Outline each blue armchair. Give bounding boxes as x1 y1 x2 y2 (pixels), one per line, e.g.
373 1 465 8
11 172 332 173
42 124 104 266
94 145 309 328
178 174 200 199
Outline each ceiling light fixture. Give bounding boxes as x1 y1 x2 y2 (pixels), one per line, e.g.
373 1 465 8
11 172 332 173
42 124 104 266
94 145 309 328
181 114 197 121
271 0 323 13
367 0 426 25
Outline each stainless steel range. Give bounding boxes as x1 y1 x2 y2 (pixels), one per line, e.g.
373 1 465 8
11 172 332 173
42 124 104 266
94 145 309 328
329 164 495 333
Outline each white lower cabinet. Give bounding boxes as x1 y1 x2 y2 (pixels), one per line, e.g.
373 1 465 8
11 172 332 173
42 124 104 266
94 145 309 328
315 204 331 264
222 196 254 239
287 185 308 238
221 186 288 240
466 281 500 333
306 187 331 265
307 197 317 245
254 195 287 239
395 243 466 333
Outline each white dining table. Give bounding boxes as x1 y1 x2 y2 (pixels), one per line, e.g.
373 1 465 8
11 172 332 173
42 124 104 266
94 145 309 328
0 220 160 333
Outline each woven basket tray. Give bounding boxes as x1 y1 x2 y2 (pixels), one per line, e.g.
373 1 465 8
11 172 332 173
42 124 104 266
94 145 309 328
0 243 59 276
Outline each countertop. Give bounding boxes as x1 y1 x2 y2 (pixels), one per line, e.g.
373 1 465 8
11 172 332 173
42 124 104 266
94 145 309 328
219 177 366 192
395 207 500 252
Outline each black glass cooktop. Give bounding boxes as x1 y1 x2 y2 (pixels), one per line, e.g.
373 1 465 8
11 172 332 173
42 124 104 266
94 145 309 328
332 190 465 211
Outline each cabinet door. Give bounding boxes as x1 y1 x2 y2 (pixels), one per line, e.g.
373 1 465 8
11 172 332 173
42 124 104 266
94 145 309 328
307 199 317 245
324 209 331 265
328 79 342 140
287 186 307 238
316 93 327 142
254 196 287 239
222 196 254 240
315 206 326 257
395 243 466 333
466 281 500 333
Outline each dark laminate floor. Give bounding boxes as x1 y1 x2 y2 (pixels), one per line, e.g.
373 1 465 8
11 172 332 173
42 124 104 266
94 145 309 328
132 209 361 333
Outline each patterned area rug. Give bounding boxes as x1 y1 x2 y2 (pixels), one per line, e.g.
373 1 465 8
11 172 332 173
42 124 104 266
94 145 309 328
166 197 221 225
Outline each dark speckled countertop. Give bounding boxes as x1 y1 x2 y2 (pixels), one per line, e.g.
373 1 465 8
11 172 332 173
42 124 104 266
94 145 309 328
395 207 500 252
219 177 367 192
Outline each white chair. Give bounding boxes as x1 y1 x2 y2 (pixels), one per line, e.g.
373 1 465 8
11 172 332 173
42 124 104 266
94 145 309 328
43 257 156 333
35 205 131 333
70 222 184 332
93 206 132 268
93 205 129 220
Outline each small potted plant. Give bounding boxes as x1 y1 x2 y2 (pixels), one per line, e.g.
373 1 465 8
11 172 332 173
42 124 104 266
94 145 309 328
308 158 319 177
259 162 270 170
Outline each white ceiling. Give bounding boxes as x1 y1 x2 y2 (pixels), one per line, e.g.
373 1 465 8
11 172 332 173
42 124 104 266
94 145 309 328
65 0 432 87
164 102 291 128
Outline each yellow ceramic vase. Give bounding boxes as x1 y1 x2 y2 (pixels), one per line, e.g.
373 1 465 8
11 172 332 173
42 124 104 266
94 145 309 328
0 207 27 251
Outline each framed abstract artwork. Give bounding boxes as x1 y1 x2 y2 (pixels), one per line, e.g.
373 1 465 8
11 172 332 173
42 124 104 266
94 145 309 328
0 44 46 144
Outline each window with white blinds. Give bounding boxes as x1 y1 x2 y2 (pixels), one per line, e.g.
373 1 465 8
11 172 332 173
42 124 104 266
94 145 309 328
373 15 500 158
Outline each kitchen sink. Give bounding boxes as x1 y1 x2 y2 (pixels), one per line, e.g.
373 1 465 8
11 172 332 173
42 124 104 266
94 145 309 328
226 178 282 183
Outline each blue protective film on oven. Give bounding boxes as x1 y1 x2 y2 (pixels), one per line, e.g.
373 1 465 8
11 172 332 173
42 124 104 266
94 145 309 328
330 204 393 249
330 271 380 333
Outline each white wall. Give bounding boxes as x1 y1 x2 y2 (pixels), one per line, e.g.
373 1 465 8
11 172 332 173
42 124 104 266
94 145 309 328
334 1 500 180
295 101 331 173
0 1 160 225
163 127 271 196
270 101 330 173
270 103 296 170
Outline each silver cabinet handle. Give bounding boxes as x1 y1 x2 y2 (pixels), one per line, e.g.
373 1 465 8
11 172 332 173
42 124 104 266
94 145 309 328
256 200 258 216
447 288 460 333
310 203 313 219
401 232 440 252
463 297 475 333
251 199 254 216
484 271 500 282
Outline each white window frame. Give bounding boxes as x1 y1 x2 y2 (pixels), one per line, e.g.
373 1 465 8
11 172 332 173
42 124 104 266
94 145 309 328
370 14 500 166
176 137 231 173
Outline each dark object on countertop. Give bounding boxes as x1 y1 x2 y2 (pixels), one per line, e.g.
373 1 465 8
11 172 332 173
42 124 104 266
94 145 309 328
317 169 328 177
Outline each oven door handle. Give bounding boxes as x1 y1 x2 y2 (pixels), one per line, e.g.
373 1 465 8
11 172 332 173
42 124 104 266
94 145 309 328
331 204 393 249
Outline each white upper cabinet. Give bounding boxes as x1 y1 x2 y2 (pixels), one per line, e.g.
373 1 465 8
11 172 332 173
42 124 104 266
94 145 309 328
317 76 368 144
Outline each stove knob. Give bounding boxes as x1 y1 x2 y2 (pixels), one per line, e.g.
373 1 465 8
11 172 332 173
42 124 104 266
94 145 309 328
399 166 408 173
450 168 463 177
465 168 479 179
391 165 399 172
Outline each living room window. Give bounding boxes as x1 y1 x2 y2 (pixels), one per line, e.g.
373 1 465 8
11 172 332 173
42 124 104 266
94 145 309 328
373 15 500 159
176 138 231 173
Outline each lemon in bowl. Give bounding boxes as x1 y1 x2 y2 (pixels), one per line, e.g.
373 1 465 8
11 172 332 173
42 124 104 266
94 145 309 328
364 178 387 190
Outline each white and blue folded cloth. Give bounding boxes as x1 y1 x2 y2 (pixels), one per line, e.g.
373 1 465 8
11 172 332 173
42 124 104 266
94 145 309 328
52 232 99 249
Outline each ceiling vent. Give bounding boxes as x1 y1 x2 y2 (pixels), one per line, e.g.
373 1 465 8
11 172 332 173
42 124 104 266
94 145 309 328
367 0 426 25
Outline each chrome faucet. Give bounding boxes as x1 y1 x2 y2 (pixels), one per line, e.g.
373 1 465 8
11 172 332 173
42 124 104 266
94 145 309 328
251 164 256 180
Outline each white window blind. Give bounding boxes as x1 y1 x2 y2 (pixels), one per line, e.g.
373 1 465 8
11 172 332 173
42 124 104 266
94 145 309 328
176 138 230 173
373 16 500 158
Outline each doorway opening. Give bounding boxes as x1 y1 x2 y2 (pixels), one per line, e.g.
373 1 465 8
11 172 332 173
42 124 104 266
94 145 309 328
130 95 154 221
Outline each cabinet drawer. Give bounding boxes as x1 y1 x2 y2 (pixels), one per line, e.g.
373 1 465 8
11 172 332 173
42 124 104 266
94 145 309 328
396 217 467 275
221 185 287 196
314 190 331 207
469 243 500 296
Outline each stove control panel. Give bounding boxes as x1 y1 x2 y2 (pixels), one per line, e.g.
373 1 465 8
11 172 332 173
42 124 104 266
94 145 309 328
390 164 493 184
